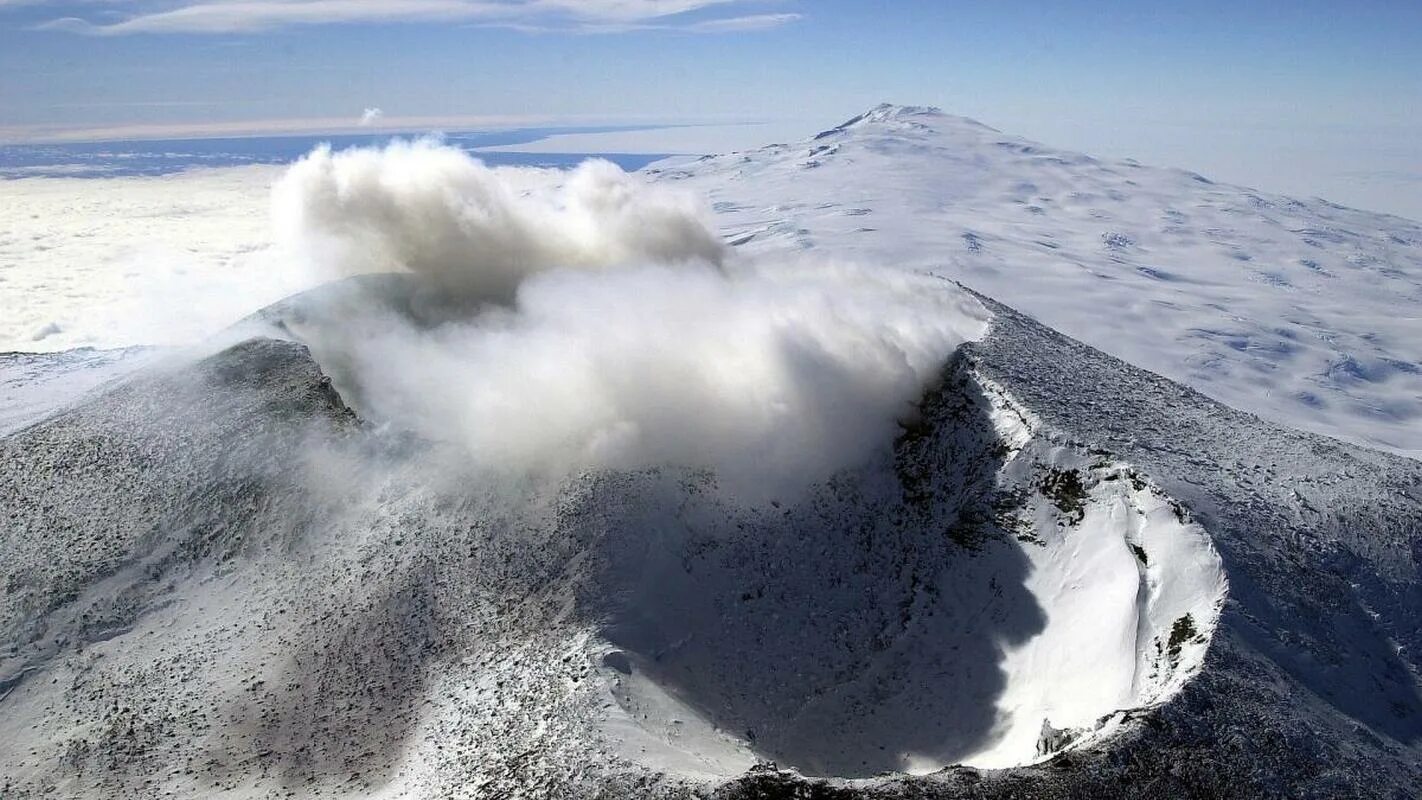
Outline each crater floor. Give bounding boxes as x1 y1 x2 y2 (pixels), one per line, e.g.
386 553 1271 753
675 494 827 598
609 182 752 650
593 359 1225 778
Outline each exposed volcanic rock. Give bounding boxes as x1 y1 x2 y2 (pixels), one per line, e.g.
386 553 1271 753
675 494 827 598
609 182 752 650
7 288 1414 798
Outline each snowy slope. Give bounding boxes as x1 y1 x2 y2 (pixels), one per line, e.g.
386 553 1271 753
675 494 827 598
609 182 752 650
0 310 1226 795
655 104 1422 457
1 284 1417 798
0 347 158 436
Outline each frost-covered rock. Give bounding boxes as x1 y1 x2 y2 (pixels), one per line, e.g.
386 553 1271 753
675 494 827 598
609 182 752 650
1 285 1418 798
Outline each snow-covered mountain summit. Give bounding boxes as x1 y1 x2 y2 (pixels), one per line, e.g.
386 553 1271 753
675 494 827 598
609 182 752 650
656 103 1422 457
815 103 988 134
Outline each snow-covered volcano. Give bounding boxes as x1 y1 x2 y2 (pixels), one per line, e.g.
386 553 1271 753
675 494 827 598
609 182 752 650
4 282 1418 798
0 286 1230 792
1 106 1420 799
228 274 1228 778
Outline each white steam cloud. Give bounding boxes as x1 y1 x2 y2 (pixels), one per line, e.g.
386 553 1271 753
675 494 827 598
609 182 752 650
272 140 725 301
270 142 988 498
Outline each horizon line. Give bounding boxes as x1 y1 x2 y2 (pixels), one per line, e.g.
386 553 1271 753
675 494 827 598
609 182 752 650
0 113 733 147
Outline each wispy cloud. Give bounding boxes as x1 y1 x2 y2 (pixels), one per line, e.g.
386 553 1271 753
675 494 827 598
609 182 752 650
21 0 801 35
358 106 384 126
487 11 801 35
682 12 797 32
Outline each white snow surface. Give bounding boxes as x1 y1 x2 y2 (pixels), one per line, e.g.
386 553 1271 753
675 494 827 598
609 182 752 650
966 380 1224 769
0 347 158 436
653 104 1422 457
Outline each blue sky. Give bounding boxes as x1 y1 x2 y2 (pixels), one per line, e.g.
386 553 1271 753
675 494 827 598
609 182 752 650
1 0 1420 215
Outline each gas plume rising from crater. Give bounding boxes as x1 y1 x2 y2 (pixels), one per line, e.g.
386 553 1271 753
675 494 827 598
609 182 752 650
250 144 1224 779
267 141 988 497
272 140 726 301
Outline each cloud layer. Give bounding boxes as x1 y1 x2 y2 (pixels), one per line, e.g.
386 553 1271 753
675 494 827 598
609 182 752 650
24 0 801 35
0 165 304 352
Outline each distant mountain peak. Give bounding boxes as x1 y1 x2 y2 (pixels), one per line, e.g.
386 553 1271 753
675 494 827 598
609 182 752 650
815 103 995 140
860 102 944 121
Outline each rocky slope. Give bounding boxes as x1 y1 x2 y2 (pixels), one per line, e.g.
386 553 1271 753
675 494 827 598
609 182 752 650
0 281 1417 798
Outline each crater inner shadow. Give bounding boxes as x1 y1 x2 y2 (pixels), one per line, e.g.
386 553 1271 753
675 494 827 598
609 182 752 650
588 356 1048 777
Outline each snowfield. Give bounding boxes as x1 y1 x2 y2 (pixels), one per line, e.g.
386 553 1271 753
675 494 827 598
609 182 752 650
0 166 297 351
656 105 1422 457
